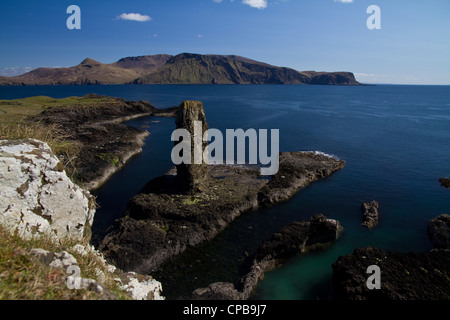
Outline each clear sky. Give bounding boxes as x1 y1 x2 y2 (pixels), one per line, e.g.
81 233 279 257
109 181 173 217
0 0 449 84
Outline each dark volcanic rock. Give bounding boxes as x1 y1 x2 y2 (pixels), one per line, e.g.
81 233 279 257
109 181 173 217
427 214 450 249
439 178 450 189
100 153 345 274
258 152 345 205
174 101 209 193
331 247 450 300
100 164 266 273
361 200 379 229
192 214 343 300
255 214 342 262
191 282 244 300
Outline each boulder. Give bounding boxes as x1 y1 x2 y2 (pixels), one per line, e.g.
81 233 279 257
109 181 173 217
0 139 95 240
361 200 379 229
427 214 450 249
118 271 165 300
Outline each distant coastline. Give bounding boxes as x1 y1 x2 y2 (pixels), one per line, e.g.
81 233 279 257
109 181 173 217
0 53 361 86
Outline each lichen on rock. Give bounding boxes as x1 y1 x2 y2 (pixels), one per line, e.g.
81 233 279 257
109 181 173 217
0 138 95 240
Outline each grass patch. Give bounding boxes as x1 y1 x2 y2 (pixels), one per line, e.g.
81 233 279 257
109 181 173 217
97 153 120 167
182 196 202 205
0 225 127 300
0 95 118 178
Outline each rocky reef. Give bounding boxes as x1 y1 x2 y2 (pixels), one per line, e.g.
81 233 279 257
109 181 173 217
192 214 343 300
331 247 450 300
361 200 379 229
99 101 345 275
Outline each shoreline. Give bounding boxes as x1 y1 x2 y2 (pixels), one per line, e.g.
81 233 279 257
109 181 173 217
84 109 177 191
84 129 150 191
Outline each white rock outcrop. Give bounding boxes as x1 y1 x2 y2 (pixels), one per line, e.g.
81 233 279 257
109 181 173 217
119 271 165 300
0 139 165 300
0 139 95 240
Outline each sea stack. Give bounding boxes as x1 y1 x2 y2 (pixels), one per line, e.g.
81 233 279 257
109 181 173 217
361 200 379 229
174 100 209 193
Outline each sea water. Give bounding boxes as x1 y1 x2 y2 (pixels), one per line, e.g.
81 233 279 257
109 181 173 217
1 84 449 299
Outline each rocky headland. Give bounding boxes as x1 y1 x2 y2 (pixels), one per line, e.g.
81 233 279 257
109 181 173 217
29 94 176 190
99 101 346 276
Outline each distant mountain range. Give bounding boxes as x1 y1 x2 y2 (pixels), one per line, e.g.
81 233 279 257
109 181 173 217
0 53 361 86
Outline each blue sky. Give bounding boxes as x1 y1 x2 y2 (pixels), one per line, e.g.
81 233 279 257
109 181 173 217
0 0 449 84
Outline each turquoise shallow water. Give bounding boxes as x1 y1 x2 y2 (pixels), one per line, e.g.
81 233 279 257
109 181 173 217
1 84 449 299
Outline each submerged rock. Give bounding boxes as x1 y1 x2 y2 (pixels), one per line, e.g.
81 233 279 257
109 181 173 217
361 200 379 229
427 214 450 249
0 139 95 240
192 214 343 300
439 178 450 189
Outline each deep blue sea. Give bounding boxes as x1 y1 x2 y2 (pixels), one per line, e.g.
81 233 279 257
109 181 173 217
1 84 449 299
